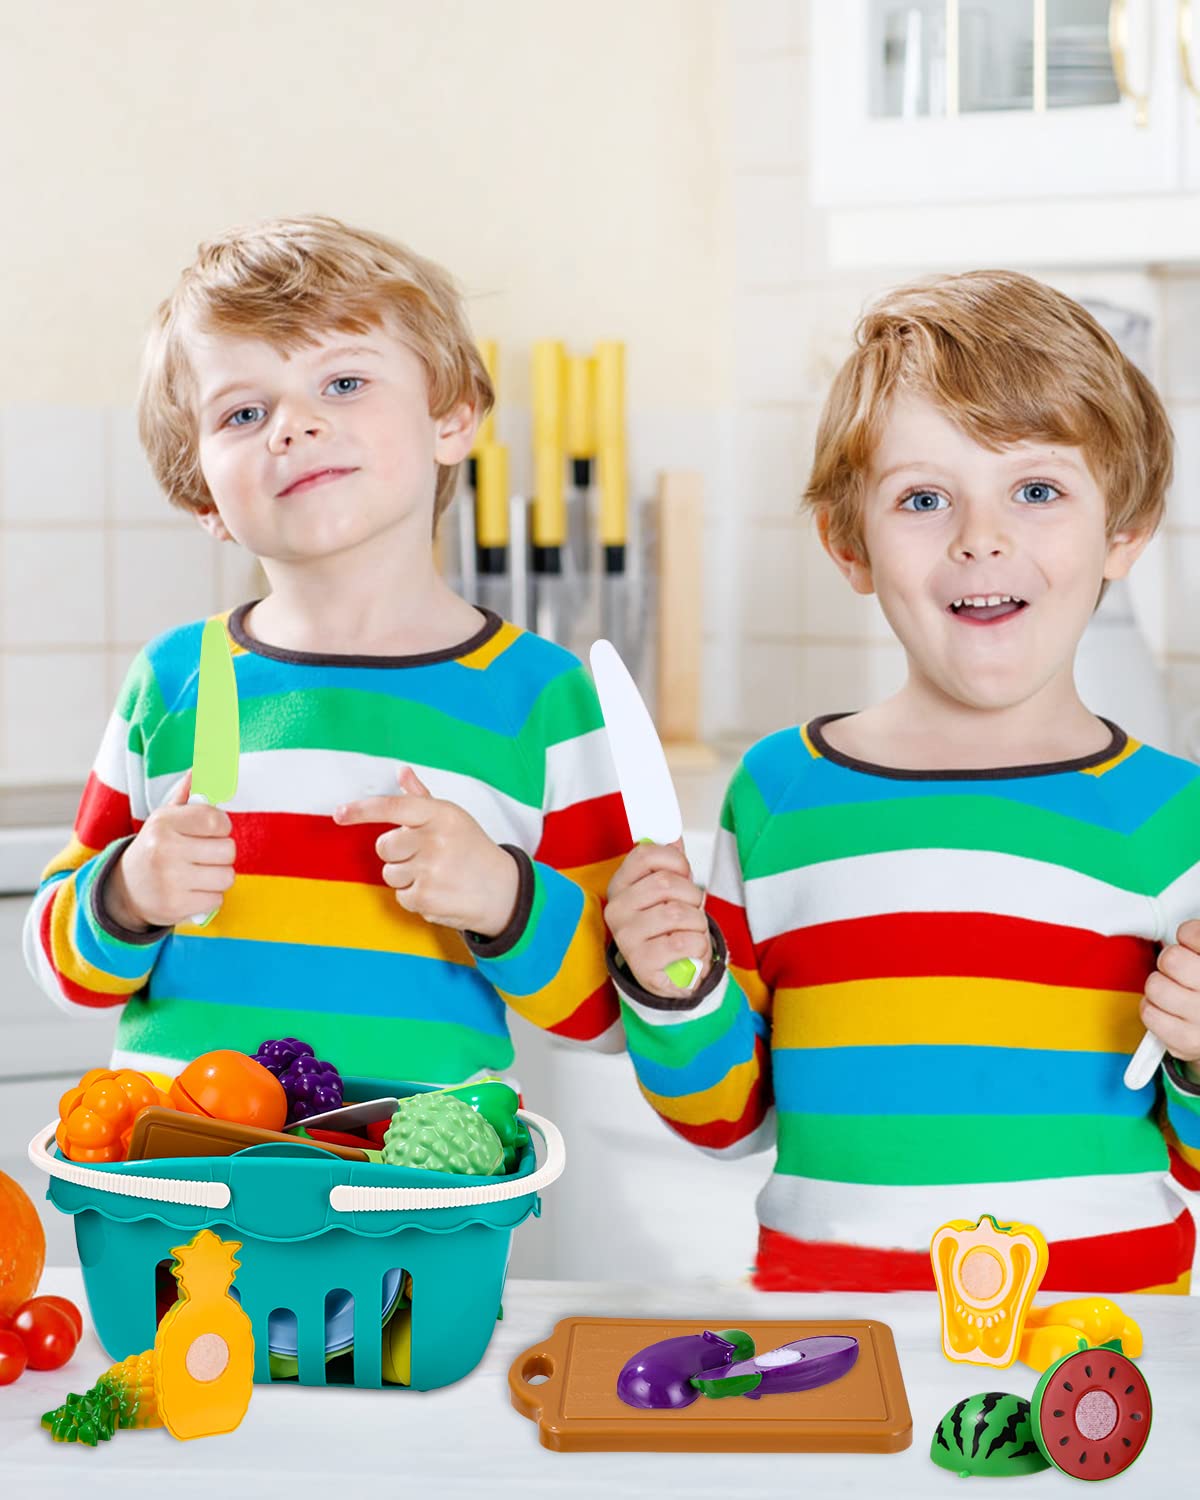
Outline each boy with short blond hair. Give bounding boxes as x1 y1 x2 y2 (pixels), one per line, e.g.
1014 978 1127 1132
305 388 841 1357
26 214 631 1083
607 269 1200 1295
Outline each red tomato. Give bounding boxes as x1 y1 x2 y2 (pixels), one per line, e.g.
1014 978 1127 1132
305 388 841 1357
32 1295 83 1342
11 1300 78 1371
0 1330 27 1384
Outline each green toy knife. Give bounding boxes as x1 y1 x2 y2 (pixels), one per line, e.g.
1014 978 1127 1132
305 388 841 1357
188 617 239 927
589 638 700 992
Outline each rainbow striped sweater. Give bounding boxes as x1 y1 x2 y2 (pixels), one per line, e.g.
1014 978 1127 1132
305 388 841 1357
613 714 1200 1295
24 604 632 1085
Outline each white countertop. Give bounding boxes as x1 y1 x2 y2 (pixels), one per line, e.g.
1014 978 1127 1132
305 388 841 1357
1 1271 1195 1498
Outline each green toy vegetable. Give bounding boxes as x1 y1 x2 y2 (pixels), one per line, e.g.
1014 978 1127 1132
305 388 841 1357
931 1391 1050 1478
382 1092 505 1174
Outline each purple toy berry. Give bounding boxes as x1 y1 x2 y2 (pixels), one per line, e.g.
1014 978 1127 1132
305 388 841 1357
251 1039 342 1122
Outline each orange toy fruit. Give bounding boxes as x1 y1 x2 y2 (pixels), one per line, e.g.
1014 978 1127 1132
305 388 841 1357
155 1230 254 1440
930 1213 1049 1369
169 1051 287 1132
0 1170 46 1321
56 1068 170 1163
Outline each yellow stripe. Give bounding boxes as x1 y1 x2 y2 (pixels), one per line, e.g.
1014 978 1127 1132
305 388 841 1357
48 878 146 997
1134 1270 1190 1295
503 916 611 1030
42 836 99 882
799 722 821 760
730 961 771 1015
640 1054 758 1126
180 873 475 962
772 976 1144 1052
1082 734 1140 777
460 620 522 671
560 854 623 899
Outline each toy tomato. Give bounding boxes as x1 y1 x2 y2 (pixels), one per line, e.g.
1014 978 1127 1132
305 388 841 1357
35 1295 83 1342
0 1330 27 1385
56 1068 170 1163
12 1299 80 1371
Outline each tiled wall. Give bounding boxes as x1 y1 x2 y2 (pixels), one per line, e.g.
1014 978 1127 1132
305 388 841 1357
0 407 261 780
1160 273 1200 760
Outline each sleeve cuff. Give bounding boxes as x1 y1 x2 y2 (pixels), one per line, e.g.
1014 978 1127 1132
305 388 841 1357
605 912 728 1012
89 837 173 947
1164 1054 1200 1099
463 845 534 959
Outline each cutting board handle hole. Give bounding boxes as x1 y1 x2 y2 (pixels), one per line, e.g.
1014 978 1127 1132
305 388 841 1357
521 1353 554 1386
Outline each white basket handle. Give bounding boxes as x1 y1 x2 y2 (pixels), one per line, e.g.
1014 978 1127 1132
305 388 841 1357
28 1121 233 1209
328 1109 564 1213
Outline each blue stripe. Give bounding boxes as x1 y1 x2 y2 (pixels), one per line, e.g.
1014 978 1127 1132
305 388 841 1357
1166 1093 1200 1150
772 1045 1147 1118
154 936 510 1036
630 1009 760 1099
473 864 584 997
73 861 166 981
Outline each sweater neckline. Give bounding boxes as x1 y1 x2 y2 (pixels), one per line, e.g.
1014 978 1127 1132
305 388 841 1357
227 599 503 668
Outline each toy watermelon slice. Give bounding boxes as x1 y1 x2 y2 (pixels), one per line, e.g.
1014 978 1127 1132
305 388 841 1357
930 1391 1050 1477
1030 1338 1151 1480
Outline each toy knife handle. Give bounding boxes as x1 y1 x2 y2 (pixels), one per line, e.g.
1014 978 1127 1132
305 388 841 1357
1124 1030 1166 1091
666 956 701 991
186 791 218 928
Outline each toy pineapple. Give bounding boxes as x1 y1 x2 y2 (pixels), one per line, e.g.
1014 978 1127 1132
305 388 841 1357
154 1230 254 1440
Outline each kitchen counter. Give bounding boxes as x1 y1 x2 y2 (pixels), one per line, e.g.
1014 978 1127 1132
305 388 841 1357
0 1271 1195 1497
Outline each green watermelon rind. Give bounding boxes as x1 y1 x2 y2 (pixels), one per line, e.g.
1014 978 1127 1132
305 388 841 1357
930 1391 1051 1478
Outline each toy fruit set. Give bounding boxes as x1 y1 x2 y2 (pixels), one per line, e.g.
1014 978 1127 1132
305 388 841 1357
41 1230 253 1447
615 1328 861 1408
0 1168 83 1387
929 1213 1152 1482
29 1043 563 1394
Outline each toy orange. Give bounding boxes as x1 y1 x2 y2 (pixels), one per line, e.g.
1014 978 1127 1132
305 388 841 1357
155 1230 254 1440
0 1171 45 1321
56 1068 170 1163
169 1052 287 1132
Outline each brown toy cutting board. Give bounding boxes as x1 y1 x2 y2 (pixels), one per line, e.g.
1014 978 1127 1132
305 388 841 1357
509 1317 912 1453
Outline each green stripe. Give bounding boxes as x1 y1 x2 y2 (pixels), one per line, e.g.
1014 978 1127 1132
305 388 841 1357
774 1111 1168 1184
524 665 604 750
148 690 540 804
114 998 514 1084
118 651 167 755
721 764 772 867
620 979 749 1068
746 788 1200 890
496 866 548 965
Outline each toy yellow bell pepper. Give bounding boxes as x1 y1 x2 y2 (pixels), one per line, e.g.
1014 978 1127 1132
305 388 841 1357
1019 1297 1143 1372
930 1213 1048 1368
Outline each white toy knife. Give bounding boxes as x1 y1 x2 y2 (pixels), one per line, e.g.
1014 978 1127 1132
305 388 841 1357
589 638 700 991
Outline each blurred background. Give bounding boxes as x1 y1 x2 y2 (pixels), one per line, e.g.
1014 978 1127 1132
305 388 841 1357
2 0 1199 1283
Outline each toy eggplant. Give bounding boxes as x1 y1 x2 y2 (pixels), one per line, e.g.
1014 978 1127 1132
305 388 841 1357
616 1328 755 1409
690 1334 859 1400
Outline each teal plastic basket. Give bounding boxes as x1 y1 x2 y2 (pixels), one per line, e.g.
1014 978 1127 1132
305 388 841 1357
28 1077 564 1392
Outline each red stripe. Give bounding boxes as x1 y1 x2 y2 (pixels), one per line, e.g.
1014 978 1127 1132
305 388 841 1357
706 895 756 971
38 889 126 1011
753 1206 1195 1293
756 912 1157 992
536 792 631 870
548 980 619 1042
75 773 132 854
655 1036 773 1151
225 812 387 884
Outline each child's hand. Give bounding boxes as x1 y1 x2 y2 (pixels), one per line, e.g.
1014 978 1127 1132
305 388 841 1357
605 841 711 999
1142 920 1200 1069
105 771 237 931
333 767 520 937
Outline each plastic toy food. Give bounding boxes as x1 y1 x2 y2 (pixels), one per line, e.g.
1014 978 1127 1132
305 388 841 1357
0 1169 45 1319
691 1334 859 1400
155 1230 254 1440
616 1328 756 1409
42 1351 162 1446
930 1214 1048 1368
252 1037 343 1122
1030 1339 1151 1479
1020 1297 1143 1373
37 1295 83 1342
169 1051 288 1132
381 1092 506 1174
55 1068 170 1164
381 1303 412 1385
438 1080 528 1172
41 1389 118 1447
931 1392 1050 1478
99 1349 162 1428
11 1296 80 1370
0 1330 27 1385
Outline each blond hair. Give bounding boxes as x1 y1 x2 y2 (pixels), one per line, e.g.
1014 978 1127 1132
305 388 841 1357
805 269 1173 559
137 215 494 527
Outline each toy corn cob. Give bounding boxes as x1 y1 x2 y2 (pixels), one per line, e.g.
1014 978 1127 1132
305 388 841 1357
41 1349 162 1445
99 1349 162 1428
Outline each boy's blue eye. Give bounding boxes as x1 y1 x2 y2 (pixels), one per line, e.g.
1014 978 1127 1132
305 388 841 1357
325 376 365 396
226 406 265 428
1016 480 1061 504
900 489 948 512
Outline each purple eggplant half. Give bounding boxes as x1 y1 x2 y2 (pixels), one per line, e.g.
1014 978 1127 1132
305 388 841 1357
616 1328 756 1409
690 1334 859 1400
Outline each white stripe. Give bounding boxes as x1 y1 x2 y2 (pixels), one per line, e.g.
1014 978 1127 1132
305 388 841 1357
744 848 1162 944
90 710 150 823
756 1169 1184 1249
706 826 745 907
539 1016 627 1054
1155 861 1200 942
148 749 543 852
544 728 619 816
110 1047 187 1076
617 968 730 1027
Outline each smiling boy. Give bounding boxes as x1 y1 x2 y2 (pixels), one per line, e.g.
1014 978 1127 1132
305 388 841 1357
607 270 1200 1294
25 215 630 1083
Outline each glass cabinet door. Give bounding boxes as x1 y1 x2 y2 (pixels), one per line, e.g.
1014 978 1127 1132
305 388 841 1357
813 0 1180 205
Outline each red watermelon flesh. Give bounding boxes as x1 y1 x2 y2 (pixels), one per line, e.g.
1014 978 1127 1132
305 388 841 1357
1032 1341 1151 1479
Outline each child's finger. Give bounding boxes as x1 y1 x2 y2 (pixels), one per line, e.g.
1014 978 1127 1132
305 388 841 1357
188 836 237 866
377 827 420 864
641 932 712 988
622 900 709 950
625 869 705 915
607 843 676 899
398 765 432 797
1139 995 1200 1060
1176 918 1200 954
1144 969 1200 1023
165 770 193 805
1157 941 1200 993
333 794 436 828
